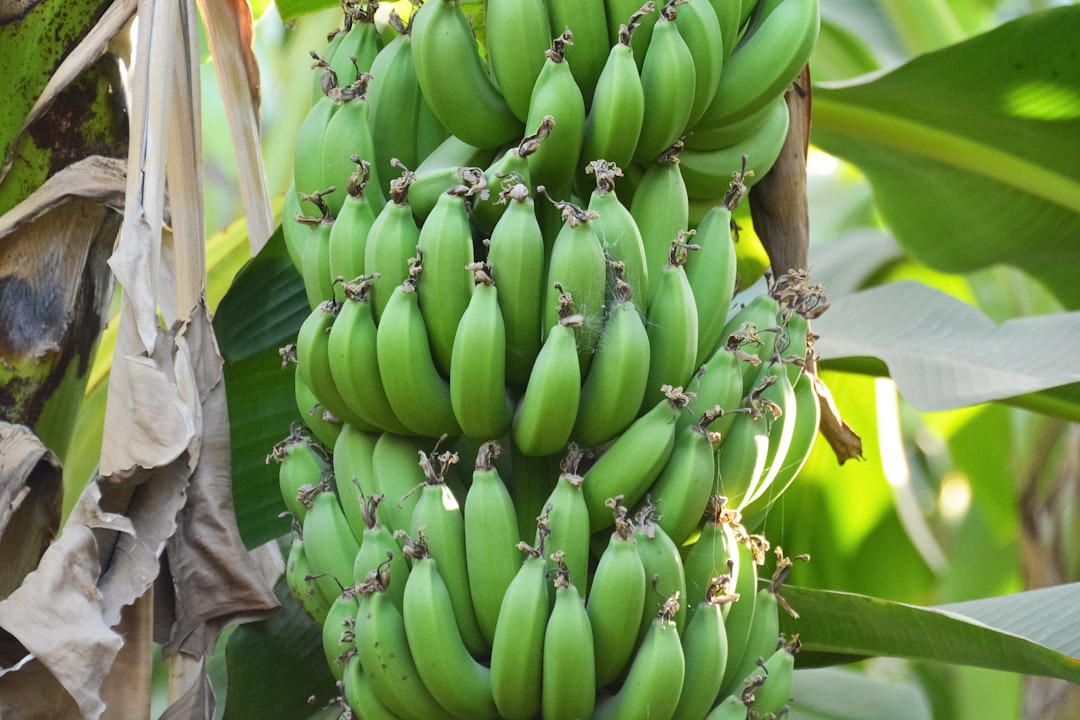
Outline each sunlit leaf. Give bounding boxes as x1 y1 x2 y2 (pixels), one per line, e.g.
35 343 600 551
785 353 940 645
811 6 1080 310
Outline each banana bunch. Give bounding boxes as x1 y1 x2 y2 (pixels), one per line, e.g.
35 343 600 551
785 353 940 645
274 0 829 715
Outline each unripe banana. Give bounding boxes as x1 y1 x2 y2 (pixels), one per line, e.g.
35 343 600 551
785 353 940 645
631 145 689 298
301 481 362 604
294 300 376 431
642 237 701 412
294 60 339 214
721 293 783 377
353 566 457 720
363 161 421 322
675 578 736 720
583 386 692 532
328 278 413 435
464 442 522 647
538 447 592 600
742 361 797 510
697 0 819 129
541 196 607 368
402 537 499 719
634 501 688 637
320 74 381 216
486 182 546 385
485 0 552 122
682 496 742 620
341 654 401 720
593 594 685 720
683 90 782 151
525 30 586 195
416 177 483 376
292 364 343 448
703 693 750 720
282 181 305 273
572 271 651 448
297 192 337 310
375 257 462 438
718 528 765 690
686 204 738 367
678 344 750 439
681 93 790 199
269 427 330 523
328 160 379 300
511 290 582 457
579 12 650 187
408 450 487 657
351 494 411 613
449 264 513 440
708 0 744 58
676 0 725 128
472 116 550 234
410 0 523 149
541 555 596 720
749 635 800 716
604 0 660 67
635 1 697 162
490 536 551 720
714 389 772 508
408 138 495 221
311 28 344 106
649 408 723 547
722 586 780 701
366 11 424 183
544 0 609 103
585 162 650 307
587 498 647 687
506 447 560 544
322 587 358 680
285 534 331 625
371 432 430 536
331 422 379 543
329 3 382 88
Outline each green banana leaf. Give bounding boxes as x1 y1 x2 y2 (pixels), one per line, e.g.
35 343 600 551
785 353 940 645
810 5 1080 311
789 667 933 720
779 583 1080 684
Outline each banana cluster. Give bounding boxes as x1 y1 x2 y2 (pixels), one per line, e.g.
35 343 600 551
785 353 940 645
274 0 825 716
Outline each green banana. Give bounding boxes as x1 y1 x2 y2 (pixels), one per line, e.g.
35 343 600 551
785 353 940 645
322 587 358 680
327 277 414 435
295 300 376 431
676 0 725 128
408 138 495 221
635 1 697 162
312 27 344 106
363 161 421 322
678 344 749 439
593 594 685 720
341 654 402 720
718 527 764 690
750 635 800 716
682 496 741 621
298 191 337 310
742 361 797 511
630 145 689 298
292 364 342 449
410 0 523 148
320 74 381 217
375 257 462 438
697 0 819 128
634 500 688 637
683 90 783 151
352 494 411 613
329 3 382 88
331 422 379 543
490 535 551 720
472 116 550 233
675 578 736 720
586 498 647 687
449 264 513 441
365 11 424 184
585 162 650 307
506 447 561 544
604 0 660 67
579 11 650 187
402 537 499 719
541 555 596 720
720 293 783 375
371 432 430 539
642 237 701 412
408 450 487 657
681 93 790 200
709 0 745 58
328 160 379 300
542 196 607 368
301 481 362 605
525 30 586 195
464 442 522 647
270 427 331 523
537 447 593 598
353 566 457 720
686 204 738 367
649 407 723 547
294 59 339 214
485 0 552 122
511 289 582 457
714 386 772 508
583 386 692 532
285 534 331 625
572 271 651 449
486 182 546 386
703 693 750 720
282 181 305 273
544 0 609 103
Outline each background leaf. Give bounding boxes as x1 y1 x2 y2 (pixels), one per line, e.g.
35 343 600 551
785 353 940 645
789 666 933 720
811 5 1080 310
